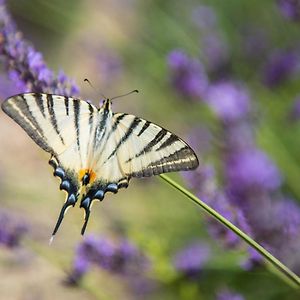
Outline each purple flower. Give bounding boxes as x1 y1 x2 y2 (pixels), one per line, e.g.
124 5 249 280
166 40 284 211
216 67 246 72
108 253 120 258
202 33 229 75
216 288 245 300
205 81 251 123
206 192 252 247
241 247 263 270
0 211 28 248
66 235 149 285
225 149 282 193
173 241 210 278
168 50 209 99
223 121 255 152
182 164 216 199
0 73 25 98
262 50 299 87
0 1 79 96
277 0 300 21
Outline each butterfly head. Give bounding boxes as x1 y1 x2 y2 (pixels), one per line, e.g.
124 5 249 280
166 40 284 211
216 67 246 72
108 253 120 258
99 89 139 111
100 98 112 112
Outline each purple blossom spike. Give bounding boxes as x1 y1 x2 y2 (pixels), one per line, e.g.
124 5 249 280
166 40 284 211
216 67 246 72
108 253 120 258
66 235 149 285
262 50 300 87
241 247 263 270
206 192 252 247
205 81 251 123
0 1 79 96
202 33 229 75
0 73 25 98
0 211 28 248
168 50 209 99
173 241 210 278
226 149 282 194
216 288 245 300
277 0 300 21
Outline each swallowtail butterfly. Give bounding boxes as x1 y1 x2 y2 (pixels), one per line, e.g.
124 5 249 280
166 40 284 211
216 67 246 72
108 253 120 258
1 93 199 237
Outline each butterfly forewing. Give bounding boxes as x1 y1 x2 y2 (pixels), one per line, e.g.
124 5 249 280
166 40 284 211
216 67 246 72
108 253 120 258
96 112 199 179
1 93 98 170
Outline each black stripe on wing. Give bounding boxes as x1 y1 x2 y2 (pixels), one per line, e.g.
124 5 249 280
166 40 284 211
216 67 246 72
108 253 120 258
20 95 45 139
127 128 168 162
34 94 46 117
73 99 81 151
106 117 142 161
155 134 179 151
131 146 198 177
137 121 150 136
64 96 70 116
1 95 53 153
46 94 65 145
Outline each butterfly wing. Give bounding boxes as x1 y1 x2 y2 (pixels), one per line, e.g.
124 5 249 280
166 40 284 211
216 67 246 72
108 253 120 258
77 111 198 234
81 112 198 202
1 93 99 235
107 112 199 176
1 93 98 163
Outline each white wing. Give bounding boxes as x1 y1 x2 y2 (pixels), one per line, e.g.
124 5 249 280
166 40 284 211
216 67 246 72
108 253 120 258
92 112 199 182
1 93 99 171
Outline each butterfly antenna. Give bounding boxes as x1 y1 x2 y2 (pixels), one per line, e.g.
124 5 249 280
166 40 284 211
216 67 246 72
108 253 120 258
110 89 139 101
84 78 106 100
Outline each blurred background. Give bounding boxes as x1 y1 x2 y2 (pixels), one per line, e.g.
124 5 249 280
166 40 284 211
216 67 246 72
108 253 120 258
1 0 300 299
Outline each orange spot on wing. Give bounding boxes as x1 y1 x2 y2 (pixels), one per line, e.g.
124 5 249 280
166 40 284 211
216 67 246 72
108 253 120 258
78 169 97 184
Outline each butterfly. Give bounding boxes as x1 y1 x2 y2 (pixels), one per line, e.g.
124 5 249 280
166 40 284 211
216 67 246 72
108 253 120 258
1 93 199 237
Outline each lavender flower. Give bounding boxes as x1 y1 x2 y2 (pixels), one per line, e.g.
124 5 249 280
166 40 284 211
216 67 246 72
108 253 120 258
216 288 245 300
201 33 229 75
205 81 251 123
173 241 210 278
66 235 149 285
0 73 24 98
225 149 282 194
0 211 28 248
168 50 209 99
206 192 253 247
277 0 300 21
0 1 78 96
262 50 299 87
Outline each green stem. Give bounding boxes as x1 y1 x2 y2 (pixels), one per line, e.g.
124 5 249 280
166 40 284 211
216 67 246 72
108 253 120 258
159 174 300 288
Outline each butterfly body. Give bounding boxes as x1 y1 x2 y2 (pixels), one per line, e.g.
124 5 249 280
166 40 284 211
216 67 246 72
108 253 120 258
1 93 199 236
